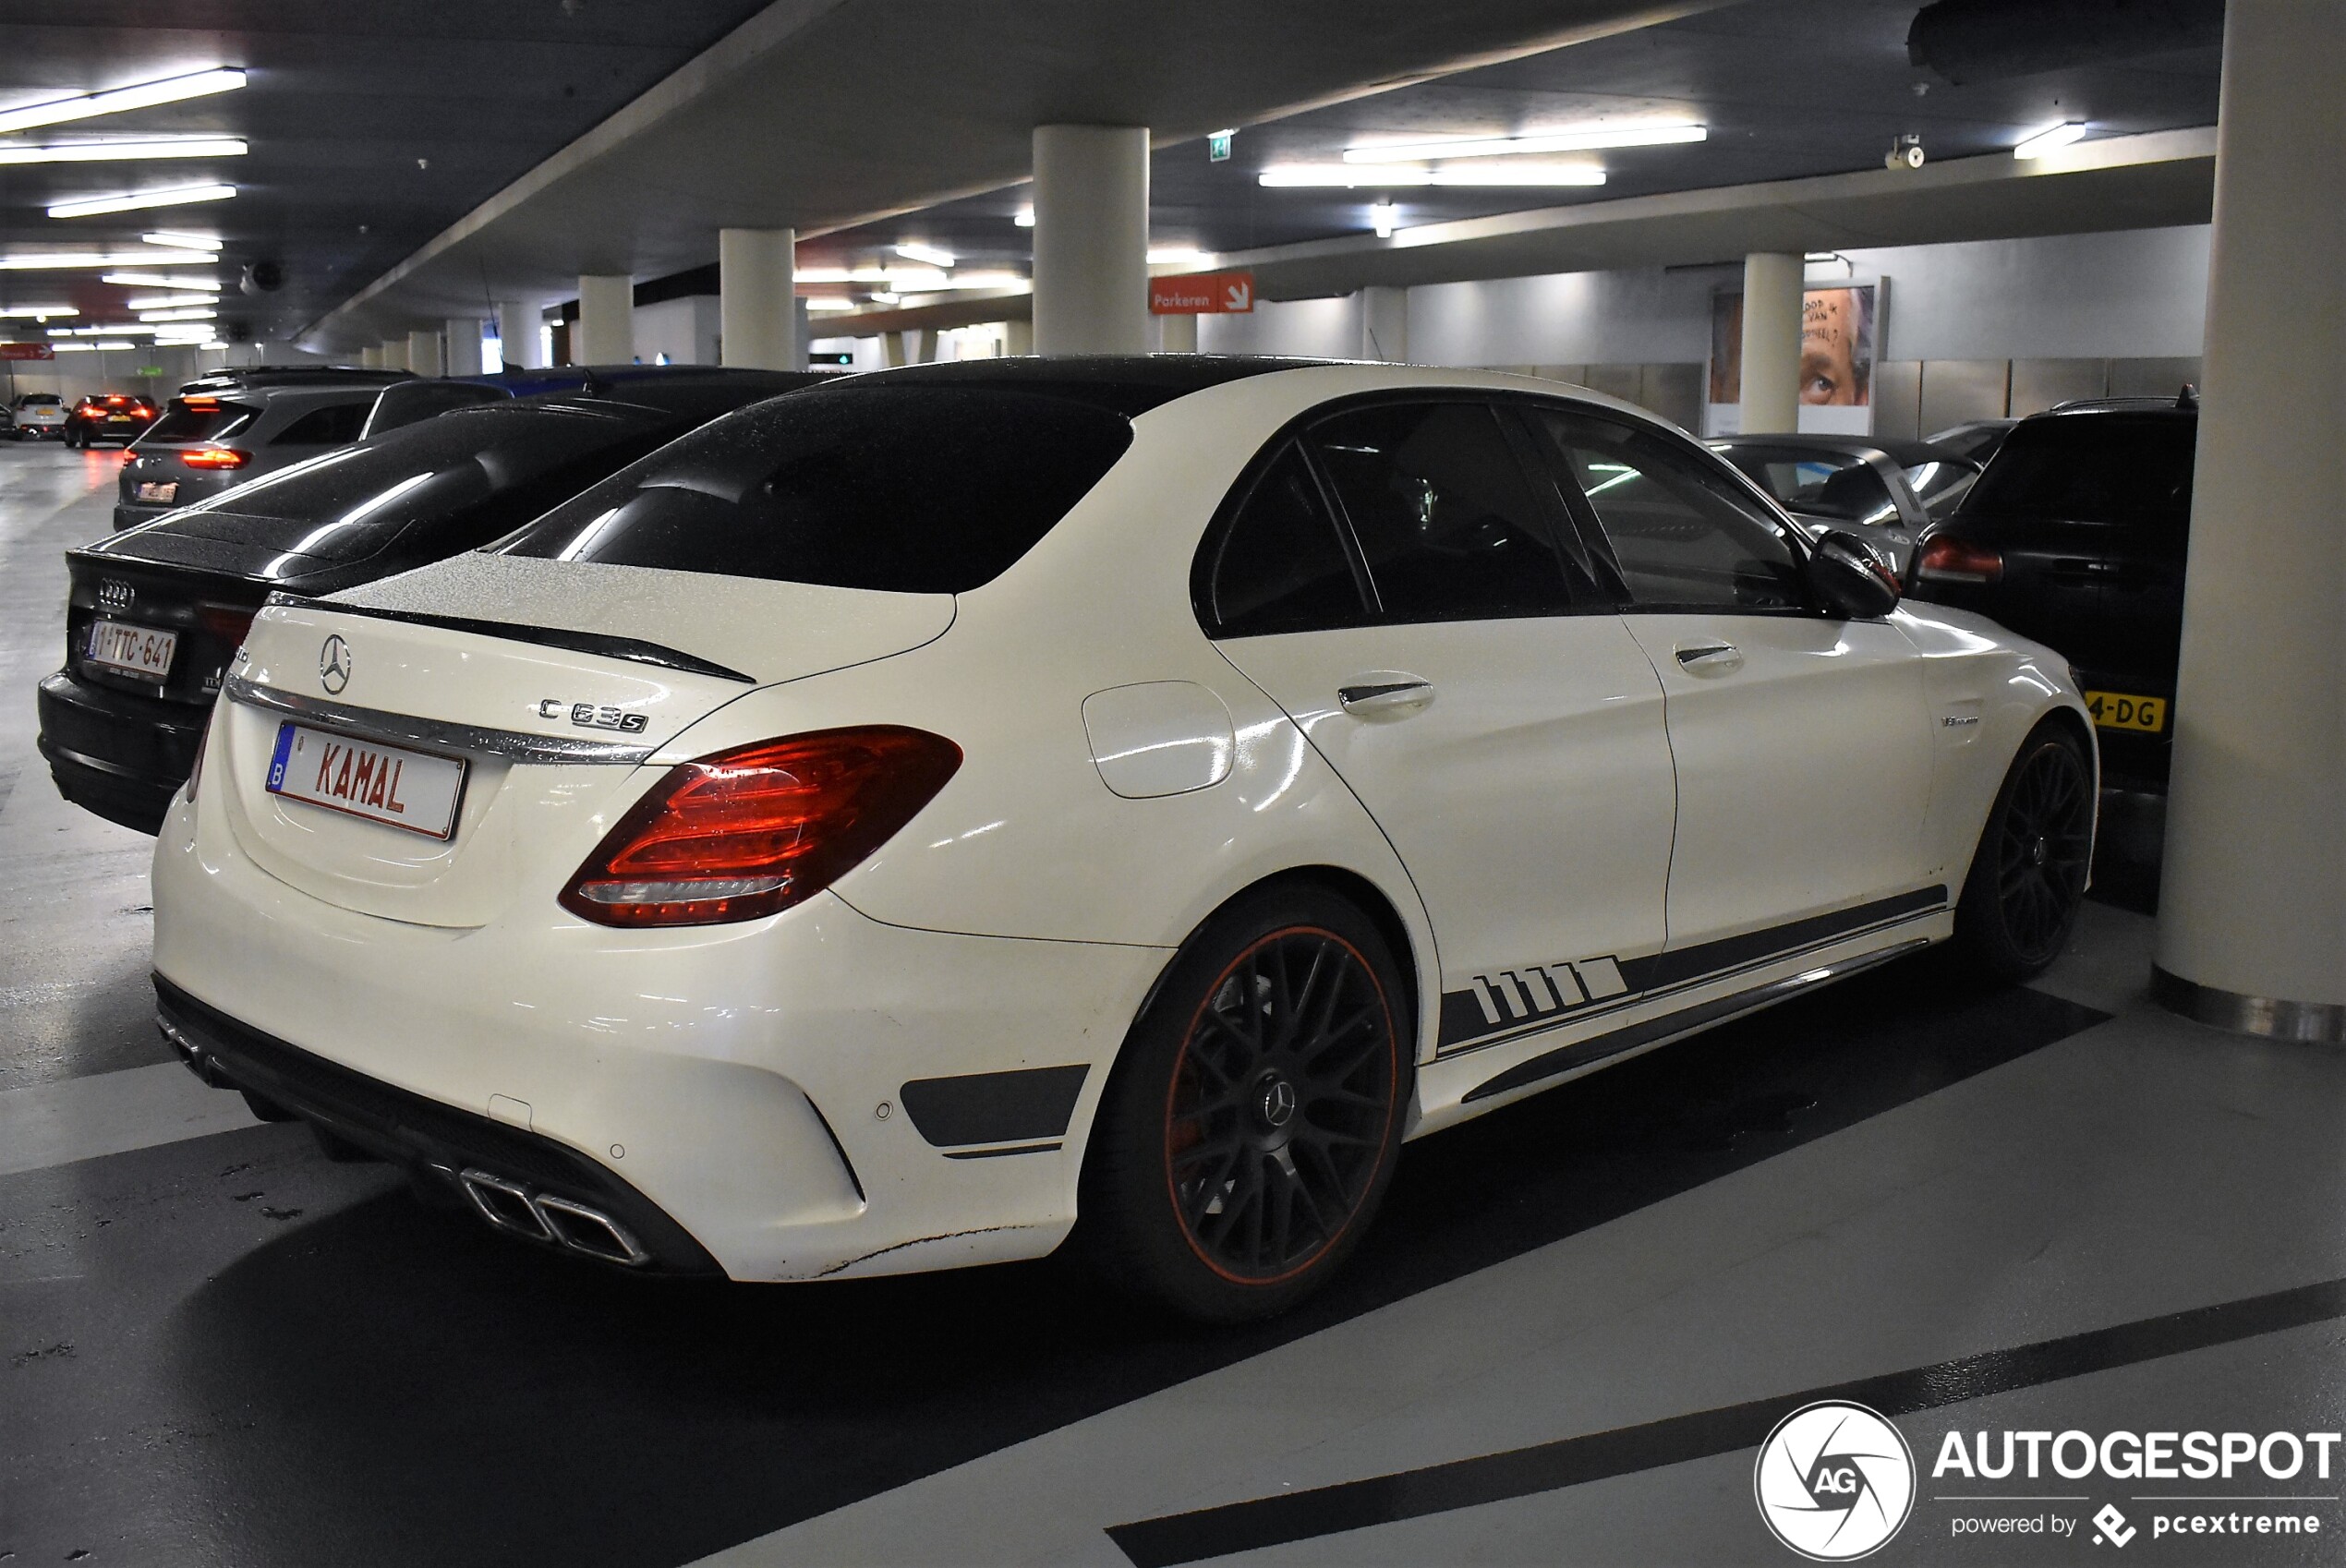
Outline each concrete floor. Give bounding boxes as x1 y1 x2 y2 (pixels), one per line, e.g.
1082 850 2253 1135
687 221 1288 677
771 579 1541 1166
2 441 2341 1566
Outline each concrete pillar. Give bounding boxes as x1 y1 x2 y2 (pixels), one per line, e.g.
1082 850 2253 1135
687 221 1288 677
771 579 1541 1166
882 332 907 368
1361 285 1409 362
575 274 634 365
1004 318 1034 356
1031 125 1149 355
406 328 443 379
494 301 545 369
442 319 486 378
720 228 797 370
360 345 382 369
1737 252 1804 435
2152 0 2346 1040
380 338 409 373
1156 313 1198 354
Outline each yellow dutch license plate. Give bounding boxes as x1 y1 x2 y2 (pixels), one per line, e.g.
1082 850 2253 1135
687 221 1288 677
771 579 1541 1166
2086 691 2166 733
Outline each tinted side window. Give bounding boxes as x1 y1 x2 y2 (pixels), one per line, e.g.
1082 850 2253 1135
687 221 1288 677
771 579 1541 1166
272 402 369 447
1531 412 1806 612
1306 401 1577 624
1963 414 2194 529
1198 443 1368 637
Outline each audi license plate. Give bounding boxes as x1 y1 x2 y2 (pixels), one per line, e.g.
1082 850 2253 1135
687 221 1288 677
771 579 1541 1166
84 619 178 681
135 481 178 503
265 722 466 838
2085 690 2166 733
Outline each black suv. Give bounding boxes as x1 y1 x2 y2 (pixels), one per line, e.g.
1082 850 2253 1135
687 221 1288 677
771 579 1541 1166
1906 394 2196 790
39 370 821 831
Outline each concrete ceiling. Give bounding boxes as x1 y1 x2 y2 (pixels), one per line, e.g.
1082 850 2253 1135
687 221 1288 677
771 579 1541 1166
0 3 780 342
309 0 1722 346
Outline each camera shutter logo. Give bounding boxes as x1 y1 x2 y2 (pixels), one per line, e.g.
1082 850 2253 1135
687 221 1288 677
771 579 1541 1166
319 634 352 695
1753 1400 1916 1561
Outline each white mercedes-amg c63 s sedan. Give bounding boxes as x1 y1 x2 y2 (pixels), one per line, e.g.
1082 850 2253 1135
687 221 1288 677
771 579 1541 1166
151 358 2096 1321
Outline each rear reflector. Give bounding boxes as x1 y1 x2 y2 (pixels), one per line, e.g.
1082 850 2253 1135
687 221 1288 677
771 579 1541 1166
1913 537 2003 584
181 446 248 470
560 727 961 928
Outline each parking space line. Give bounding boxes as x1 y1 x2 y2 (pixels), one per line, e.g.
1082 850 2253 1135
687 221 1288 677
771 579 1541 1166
0 1059 257 1177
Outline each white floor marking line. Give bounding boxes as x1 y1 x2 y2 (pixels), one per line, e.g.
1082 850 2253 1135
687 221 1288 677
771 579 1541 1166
0 1060 258 1177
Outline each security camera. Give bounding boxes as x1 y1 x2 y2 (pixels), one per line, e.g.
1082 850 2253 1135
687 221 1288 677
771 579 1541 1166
240 260 284 296
1885 135 1926 170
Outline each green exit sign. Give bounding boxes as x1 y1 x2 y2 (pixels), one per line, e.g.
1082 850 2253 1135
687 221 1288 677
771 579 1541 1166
137 365 164 377
1208 128 1235 163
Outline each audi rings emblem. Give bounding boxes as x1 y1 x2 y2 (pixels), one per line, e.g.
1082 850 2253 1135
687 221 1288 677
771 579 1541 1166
319 633 352 695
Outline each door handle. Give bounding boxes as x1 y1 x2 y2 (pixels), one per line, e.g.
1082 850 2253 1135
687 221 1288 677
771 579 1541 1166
1337 677 1435 718
1674 642 1743 675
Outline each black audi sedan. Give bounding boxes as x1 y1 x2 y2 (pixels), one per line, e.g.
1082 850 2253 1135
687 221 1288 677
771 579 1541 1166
1905 393 2197 790
38 368 822 832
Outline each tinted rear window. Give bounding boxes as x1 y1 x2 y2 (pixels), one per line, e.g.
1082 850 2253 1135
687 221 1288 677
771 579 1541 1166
18 394 60 406
272 401 370 447
495 387 1134 593
149 400 257 443
165 404 671 561
1963 414 2195 527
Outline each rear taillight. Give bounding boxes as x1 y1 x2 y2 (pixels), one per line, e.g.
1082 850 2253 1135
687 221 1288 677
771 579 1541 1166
197 604 257 647
1913 537 2003 584
181 447 248 470
560 727 962 928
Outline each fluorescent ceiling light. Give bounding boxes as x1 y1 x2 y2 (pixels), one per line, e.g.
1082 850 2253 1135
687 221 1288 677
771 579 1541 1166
0 137 245 166
139 306 215 321
1 248 213 269
143 231 223 250
1260 163 1606 187
893 242 955 268
1369 202 1399 237
2013 121 2088 159
53 323 157 335
53 340 137 352
1013 206 1035 228
102 271 220 291
0 305 74 319
1343 121 1705 163
0 69 247 136
125 292 216 309
803 296 857 312
1147 247 1211 266
48 184 236 219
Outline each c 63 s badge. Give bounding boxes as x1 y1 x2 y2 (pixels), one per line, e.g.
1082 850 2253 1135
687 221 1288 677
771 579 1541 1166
540 699 649 734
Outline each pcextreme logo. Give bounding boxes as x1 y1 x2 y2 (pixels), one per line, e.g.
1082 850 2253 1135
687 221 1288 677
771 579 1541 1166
1755 1401 1917 1561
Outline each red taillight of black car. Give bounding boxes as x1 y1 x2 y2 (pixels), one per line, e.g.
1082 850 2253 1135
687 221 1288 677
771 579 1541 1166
1913 537 2004 584
560 727 962 928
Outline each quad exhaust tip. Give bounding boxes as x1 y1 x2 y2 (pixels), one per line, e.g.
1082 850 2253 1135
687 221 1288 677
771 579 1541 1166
457 1167 649 1266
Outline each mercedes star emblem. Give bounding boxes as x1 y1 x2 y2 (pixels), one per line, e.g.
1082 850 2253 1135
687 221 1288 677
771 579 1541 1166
319 633 352 695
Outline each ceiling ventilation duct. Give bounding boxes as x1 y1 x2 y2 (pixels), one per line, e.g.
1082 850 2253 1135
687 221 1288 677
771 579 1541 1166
1908 0 2224 84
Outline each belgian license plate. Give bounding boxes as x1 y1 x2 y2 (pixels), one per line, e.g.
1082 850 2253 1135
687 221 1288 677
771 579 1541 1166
135 481 179 503
84 619 178 680
265 722 467 838
2086 690 2166 733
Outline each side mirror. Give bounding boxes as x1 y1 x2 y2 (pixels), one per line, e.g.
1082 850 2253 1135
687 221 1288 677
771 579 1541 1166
1807 528 1902 618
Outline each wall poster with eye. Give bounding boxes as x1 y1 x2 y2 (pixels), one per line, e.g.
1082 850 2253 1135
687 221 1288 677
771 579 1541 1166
1703 279 1886 438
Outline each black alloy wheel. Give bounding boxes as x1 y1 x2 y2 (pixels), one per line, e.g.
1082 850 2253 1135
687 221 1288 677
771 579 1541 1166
1957 720 2094 982
1082 886 1410 1321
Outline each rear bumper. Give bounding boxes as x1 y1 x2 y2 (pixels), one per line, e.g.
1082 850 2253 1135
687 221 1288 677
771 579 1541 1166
151 785 1167 1282
157 974 725 1274
36 670 207 834
112 501 171 530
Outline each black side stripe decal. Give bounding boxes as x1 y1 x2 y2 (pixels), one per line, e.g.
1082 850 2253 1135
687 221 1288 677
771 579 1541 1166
1435 887 1949 1054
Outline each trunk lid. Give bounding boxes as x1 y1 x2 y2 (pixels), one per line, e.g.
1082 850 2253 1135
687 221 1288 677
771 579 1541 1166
210 554 954 927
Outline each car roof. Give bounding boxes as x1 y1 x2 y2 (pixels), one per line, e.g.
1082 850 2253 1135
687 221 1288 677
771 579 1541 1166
1710 433 1974 467
178 366 414 393
834 355 1340 416
2038 392 2198 417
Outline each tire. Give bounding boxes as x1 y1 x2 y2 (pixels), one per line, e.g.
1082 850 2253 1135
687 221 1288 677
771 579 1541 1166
1080 884 1413 1322
1955 719 2094 983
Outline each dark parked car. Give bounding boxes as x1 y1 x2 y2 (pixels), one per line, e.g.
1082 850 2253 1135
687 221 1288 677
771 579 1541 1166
1906 394 2197 790
64 392 158 448
40 370 822 832
113 380 402 531
1707 434 1981 578
1924 417 2020 466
